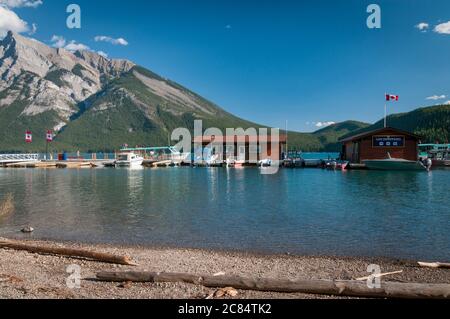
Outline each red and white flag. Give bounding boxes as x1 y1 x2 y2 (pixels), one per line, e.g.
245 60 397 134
386 94 399 101
25 130 32 143
46 130 53 142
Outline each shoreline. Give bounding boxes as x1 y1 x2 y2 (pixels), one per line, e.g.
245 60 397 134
2 233 436 263
1 237 449 299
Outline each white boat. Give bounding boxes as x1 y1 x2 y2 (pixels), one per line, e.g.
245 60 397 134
363 153 429 171
258 159 272 167
115 152 144 167
206 154 221 166
226 158 245 168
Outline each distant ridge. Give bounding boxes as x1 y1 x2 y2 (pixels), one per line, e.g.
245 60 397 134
341 105 450 144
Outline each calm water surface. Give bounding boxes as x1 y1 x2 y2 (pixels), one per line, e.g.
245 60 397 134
0 167 449 260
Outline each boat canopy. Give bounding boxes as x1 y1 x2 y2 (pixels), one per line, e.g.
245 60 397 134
418 144 450 151
120 147 181 154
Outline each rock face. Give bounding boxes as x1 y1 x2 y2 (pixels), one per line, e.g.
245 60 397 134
0 31 134 124
0 31 255 151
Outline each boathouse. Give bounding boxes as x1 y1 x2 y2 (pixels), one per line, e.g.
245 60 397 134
340 127 421 163
193 134 287 164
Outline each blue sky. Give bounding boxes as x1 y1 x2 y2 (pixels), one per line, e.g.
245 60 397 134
3 0 450 132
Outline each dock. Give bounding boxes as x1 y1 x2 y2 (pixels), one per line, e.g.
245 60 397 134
0 153 368 170
0 154 39 166
6 161 57 168
1 158 116 169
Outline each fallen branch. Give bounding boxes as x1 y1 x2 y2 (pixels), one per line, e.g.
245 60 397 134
355 270 403 281
418 262 450 269
0 240 137 266
96 271 450 299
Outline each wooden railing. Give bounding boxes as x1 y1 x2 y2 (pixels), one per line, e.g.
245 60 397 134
0 154 39 163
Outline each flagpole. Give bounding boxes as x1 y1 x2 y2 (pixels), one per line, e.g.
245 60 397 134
285 120 288 157
384 92 387 128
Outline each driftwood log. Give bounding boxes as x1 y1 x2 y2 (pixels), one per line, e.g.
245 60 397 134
418 262 450 269
96 271 450 299
0 240 137 266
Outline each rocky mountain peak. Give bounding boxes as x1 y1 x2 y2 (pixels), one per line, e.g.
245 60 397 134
0 32 241 151
74 50 135 78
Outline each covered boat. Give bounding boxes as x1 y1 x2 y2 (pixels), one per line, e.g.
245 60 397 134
115 152 144 167
363 153 429 171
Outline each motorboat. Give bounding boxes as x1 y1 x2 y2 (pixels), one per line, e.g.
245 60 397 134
226 158 245 168
115 152 144 167
363 153 429 171
206 154 223 167
283 158 304 168
325 160 349 171
258 159 272 167
428 150 450 167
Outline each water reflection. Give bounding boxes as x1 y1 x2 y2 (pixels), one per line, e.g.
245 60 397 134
0 168 449 260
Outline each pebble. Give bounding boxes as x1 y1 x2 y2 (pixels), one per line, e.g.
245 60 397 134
118 281 132 289
21 227 34 233
0 238 447 299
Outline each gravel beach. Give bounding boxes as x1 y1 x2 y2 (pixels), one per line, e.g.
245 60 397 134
0 238 449 299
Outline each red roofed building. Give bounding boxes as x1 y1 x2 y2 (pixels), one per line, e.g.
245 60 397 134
340 127 421 163
193 134 287 164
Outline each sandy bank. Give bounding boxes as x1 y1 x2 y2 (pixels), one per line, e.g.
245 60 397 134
0 238 449 299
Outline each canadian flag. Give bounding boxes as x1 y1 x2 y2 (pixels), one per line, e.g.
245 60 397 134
46 130 53 142
386 94 399 101
25 130 32 143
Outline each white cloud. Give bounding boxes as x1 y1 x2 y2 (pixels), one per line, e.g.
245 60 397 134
426 95 446 100
0 5 29 37
444 101 450 105
0 0 43 8
434 21 450 34
28 22 37 35
50 35 89 52
415 22 429 32
64 40 90 52
225 25 232 29
97 51 108 58
307 121 336 128
50 35 66 48
315 121 336 128
94 35 128 46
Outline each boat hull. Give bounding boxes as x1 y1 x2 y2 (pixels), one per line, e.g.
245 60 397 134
116 159 144 167
363 160 426 171
432 159 450 167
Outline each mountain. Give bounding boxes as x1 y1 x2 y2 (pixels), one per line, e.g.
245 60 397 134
0 31 136 151
341 105 450 144
0 31 263 151
285 121 370 152
312 121 370 150
0 31 367 153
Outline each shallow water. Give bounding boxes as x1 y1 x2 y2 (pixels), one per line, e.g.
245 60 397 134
0 167 449 260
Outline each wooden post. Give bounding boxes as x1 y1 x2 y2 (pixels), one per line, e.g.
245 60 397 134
418 262 450 269
0 240 137 266
95 271 450 299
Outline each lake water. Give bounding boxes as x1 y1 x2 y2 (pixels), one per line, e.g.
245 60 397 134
0 167 449 261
